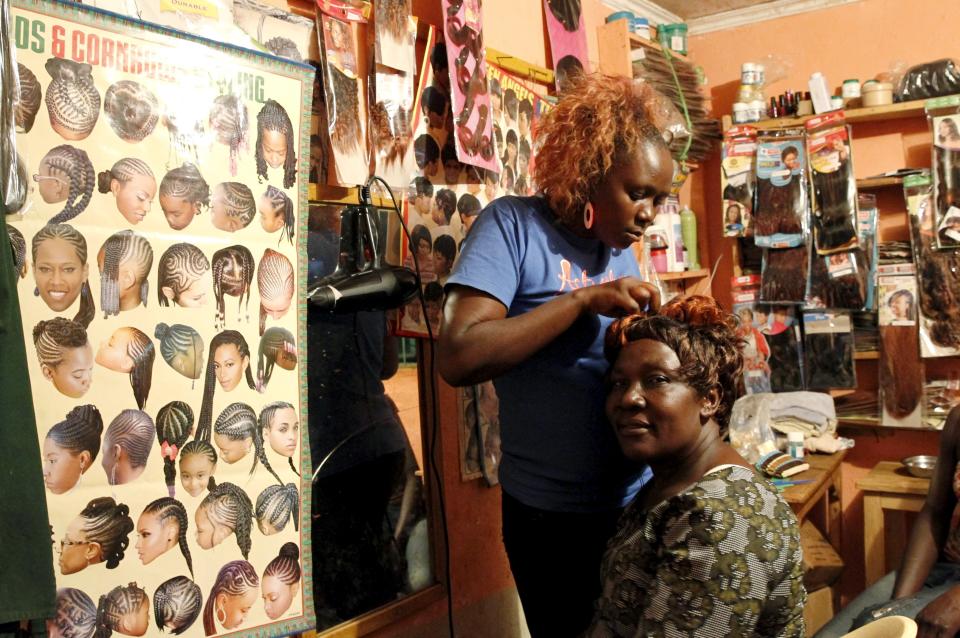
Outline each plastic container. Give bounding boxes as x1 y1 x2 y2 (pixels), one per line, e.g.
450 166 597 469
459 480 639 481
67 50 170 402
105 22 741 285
830 95 844 110
787 432 805 459
808 71 833 114
741 62 760 85
633 17 650 39
605 10 634 23
756 64 766 86
842 79 861 98
796 98 814 116
749 99 766 122
645 225 669 273
658 23 688 56
732 102 750 124
862 81 894 107
680 206 700 270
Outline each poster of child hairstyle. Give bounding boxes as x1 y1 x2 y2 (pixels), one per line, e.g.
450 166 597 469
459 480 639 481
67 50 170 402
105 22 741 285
8 1 313 636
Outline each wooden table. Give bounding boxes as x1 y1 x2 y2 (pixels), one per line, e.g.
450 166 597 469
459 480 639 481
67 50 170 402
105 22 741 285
781 450 848 552
857 461 931 587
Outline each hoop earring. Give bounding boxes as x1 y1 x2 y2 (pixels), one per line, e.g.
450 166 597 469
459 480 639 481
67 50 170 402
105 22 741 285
583 202 595 230
216 604 226 626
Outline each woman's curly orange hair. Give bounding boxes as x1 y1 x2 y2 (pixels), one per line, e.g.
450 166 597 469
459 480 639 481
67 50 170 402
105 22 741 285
533 73 667 225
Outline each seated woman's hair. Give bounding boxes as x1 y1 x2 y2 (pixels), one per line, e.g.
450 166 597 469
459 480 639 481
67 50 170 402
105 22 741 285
603 295 745 434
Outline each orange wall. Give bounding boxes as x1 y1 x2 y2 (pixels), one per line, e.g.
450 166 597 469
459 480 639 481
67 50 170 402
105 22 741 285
688 0 960 602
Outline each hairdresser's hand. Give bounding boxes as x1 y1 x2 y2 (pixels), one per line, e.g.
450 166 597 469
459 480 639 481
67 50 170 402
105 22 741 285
572 277 661 319
916 585 960 638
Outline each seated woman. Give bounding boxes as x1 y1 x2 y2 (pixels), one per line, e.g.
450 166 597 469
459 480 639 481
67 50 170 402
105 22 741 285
816 404 960 637
585 295 806 637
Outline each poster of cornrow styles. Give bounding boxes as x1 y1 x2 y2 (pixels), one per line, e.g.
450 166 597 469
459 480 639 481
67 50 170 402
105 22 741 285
8 1 314 637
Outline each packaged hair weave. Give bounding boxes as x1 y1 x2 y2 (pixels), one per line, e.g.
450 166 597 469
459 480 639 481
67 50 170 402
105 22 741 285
878 265 925 427
753 130 808 248
929 98 960 248
760 243 809 303
766 305 805 392
731 276 772 394
804 248 868 311
857 193 879 311
905 172 960 356
802 311 856 390
721 126 757 238
805 112 858 254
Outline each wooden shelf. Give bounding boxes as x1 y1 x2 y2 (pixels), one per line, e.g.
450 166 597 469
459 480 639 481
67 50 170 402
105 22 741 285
657 268 710 281
597 19 690 78
855 351 880 360
857 176 904 189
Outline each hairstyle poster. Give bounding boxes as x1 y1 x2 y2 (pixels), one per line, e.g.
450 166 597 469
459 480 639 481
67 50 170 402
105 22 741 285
8 1 315 637
541 0 588 92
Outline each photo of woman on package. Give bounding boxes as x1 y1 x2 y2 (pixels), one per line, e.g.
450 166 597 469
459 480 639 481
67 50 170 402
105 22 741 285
754 140 807 246
934 115 960 247
883 288 916 325
736 306 772 394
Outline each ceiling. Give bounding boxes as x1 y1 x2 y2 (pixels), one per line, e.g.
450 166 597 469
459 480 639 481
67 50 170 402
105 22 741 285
653 0 779 20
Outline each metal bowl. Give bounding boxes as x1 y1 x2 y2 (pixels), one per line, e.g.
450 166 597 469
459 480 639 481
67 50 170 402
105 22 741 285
902 455 938 479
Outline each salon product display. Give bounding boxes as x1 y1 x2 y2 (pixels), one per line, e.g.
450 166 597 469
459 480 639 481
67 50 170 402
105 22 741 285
802 312 857 390
8 1 313 636
753 131 808 248
721 126 757 238
878 264 924 427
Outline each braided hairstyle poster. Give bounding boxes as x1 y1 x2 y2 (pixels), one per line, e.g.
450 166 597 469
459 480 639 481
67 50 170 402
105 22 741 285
8 1 314 637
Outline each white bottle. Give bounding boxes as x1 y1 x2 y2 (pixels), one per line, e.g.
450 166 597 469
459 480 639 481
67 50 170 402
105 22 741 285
787 431 805 459
809 72 833 114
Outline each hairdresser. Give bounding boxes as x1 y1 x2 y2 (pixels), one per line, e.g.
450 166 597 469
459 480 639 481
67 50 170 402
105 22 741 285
817 404 960 638
438 73 673 638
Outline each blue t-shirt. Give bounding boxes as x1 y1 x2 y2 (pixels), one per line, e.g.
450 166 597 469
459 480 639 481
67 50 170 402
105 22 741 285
446 195 650 512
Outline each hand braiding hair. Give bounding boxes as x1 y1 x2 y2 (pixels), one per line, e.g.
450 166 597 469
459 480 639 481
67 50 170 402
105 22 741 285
99 230 154 318
154 323 204 380
32 224 96 327
44 58 100 140
48 404 103 462
33 317 88 369
202 560 258 636
213 182 256 229
261 186 295 245
211 246 254 329
259 401 299 476
142 497 193 577
209 94 248 175
79 497 134 569
94 583 146 638
153 576 202 635
264 542 301 584
255 483 299 533
40 145 96 224
215 402 283 484
15 63 42 133
256 248 294 335
159 163 209 208
155 401 194 496
104 410 155 479
7 225 26 278
198 481 254 560
157 243 209 307
196 330 255 445
257 327 296 393
52 588 97 638
103 80 159 142
255 100 297 189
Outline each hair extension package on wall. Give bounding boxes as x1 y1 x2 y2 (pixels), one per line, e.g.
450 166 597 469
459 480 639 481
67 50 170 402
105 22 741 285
760 243 809 303
753 130 809 248
733 276 805 392
905 172 960 357
929 98 960 248
857 193 880 310
804 248 868 311
878 264 925 427
805 111 859 254
721 126 757 238
802 312 857 390
8 1 315 636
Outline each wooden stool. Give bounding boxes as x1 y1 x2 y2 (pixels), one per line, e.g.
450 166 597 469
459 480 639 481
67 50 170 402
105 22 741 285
857 462 931 587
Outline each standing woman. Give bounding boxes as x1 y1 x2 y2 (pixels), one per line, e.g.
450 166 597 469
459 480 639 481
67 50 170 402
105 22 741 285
438 73 673 638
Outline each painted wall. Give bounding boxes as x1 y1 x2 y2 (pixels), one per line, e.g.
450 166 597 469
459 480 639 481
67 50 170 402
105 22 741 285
687 0 960 603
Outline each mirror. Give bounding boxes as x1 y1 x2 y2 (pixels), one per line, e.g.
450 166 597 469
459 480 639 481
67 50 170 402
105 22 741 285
306 203 433 631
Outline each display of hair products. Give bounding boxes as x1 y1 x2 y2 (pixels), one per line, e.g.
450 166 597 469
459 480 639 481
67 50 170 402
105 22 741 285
760 243 809 303
878 264 925 427
805 112 859 254
721 126 757 238
905 172 960 357
929 98 960 248
753 131 808 248
802 311 857 390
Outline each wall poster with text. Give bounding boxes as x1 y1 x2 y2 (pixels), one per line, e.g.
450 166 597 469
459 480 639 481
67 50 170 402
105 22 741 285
8 1 315 637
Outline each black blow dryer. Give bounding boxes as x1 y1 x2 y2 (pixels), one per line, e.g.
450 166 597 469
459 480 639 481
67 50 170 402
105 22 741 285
308 185 419 313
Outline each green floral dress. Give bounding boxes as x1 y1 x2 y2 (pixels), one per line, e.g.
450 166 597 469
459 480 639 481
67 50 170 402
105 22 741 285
584 465 806 637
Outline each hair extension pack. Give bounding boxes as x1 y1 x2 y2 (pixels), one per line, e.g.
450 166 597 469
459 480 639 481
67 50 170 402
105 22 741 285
731 276 773 395
805 112 859 255
802 311 857 390
804 248 868 311
760 243 809 303
930 103 960 249
857 193 880 310
878 264 925 426
753 130 809 248
721 126 757 238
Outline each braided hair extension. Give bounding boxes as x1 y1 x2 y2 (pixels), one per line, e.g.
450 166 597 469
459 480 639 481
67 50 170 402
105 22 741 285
326 64 362 154
7 225 26 278
806 249 867 310
153 576 202 635
811 158 858 253
754 175 805 239
881 324 923 419
142 498 193 577
47 404 103 463
39 145 96 224
104 410 155 482
157 243 210 307
159 164 209 212
260 186 295 245
44 58 100 140
15 63 42 133
259 401 299 476
197 331 255 443
33 317 87 368
96 158 155 196
99 230 154 318
375 0 410 39
212 182 256 231
215 402 283 484
32 224 96 327
155 401 194 496
202 560 258 636
254 483 299 534
103 80 159 142
256 249 294 335
760 245 809 303
198 481 254 560
154 323 204 380
264 37 303 62
52 588 97 638
94 583 147 638
255 100 297 189
211 246 255 329
257 327 296 393
79 497 134 569
209 94 248 175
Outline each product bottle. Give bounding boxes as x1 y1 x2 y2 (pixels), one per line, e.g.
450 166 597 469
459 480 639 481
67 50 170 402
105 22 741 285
787 431 805 460
808 72 832 114
679 205 699 270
